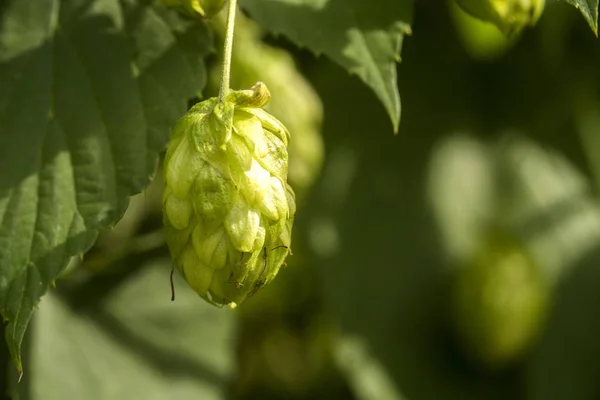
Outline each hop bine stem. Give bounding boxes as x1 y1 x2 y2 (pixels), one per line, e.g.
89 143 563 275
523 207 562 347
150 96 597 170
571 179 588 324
218 0 238 103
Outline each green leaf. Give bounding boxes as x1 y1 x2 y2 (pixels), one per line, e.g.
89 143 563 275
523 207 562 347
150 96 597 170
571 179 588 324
0 0 211 374
335 335 410 400
563 0 599 35
303 49 593 398
8 261 236 400
525 249 600 400
239 0 413 132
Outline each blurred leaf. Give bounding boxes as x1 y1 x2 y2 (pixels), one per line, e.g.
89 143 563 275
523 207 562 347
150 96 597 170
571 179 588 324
562 0 599 36
520 88 600 399
239 0 413 131
335 335 409 400
525 246 600 400
306 57 516 400
9 261 236 400
575 93 600 199
430 133 600 375
0 0 210 373
429 134 600 284
427 135 495 262
305 6 600 394
160 0 227 18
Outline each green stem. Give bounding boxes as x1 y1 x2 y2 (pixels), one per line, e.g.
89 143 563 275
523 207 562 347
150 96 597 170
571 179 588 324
218 0 238 103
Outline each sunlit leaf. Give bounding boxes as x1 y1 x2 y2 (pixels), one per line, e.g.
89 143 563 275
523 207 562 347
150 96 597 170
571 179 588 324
562 0 598 36
239 0 413 132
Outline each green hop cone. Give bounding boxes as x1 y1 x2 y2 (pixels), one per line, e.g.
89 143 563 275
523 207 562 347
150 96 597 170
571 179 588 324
450 0 516 61
163 82 296 307
451 230 549 369
160 0 226 18
453 0 545 36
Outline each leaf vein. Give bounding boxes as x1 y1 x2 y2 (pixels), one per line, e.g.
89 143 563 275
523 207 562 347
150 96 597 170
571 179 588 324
58 27 120 207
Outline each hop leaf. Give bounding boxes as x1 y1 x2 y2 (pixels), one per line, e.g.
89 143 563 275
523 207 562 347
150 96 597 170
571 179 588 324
453 0 545 36
163 82 295 307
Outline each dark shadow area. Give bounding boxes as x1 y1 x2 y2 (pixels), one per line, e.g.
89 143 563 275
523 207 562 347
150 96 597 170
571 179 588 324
525 244 600 400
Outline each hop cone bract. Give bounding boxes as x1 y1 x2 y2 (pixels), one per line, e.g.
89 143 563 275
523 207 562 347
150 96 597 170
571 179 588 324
163 82 295 307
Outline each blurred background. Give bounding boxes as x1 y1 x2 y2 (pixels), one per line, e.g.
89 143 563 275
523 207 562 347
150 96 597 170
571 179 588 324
4 0 600 399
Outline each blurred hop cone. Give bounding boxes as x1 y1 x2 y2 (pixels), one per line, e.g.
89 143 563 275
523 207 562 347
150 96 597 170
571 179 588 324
160 0 225 18
450 1 516 61
451 230 549 368
209 13 325 200
453 0 545 36
163 82 296 307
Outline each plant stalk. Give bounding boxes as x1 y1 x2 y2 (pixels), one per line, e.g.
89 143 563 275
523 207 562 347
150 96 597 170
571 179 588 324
218 0 238 103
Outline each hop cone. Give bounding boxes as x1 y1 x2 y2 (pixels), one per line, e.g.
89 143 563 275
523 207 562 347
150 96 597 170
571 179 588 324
454 0 545 36
451 230 549 368
163 82 296 307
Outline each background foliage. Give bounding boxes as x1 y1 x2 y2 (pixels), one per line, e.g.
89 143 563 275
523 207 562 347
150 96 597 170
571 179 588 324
2 0 600 399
